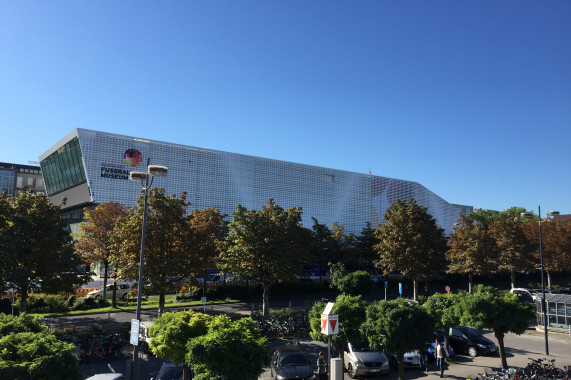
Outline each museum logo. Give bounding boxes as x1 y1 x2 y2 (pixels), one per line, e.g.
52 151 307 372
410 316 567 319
124 148 143 167
100 148 143 180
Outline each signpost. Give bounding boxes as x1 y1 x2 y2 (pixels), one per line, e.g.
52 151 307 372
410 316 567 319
399 282 402 296
201 296 207 313
384 280 388 300
321 302 338 380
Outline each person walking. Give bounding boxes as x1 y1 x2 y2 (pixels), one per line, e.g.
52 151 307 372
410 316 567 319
435 340 449 378
317 351 328 380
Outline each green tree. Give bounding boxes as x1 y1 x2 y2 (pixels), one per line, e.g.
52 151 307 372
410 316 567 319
149 310 212 380
447 214 498 293
186 208 228 297
355 222 379 273
489 219 534 289
220 199 311 316
455 285 534 369
363 299 435 380
523 219 571 288
186 315 269 380
111 188 192 315
423 293 461 350
309 294 368 369
329 262 373 297
374 199 448 301
0 314 82 380
0 190 89 312
73 201 128 306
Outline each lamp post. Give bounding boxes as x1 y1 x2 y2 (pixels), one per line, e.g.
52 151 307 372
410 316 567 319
128 158 168 380
521 207 559 356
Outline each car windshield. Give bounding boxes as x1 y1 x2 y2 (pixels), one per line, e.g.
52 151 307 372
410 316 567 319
352 340 372 352
279 353 307 366
157 366 183 380
461 328 481 338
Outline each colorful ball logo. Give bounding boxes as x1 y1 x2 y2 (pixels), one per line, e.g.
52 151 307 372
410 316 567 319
123 148 142 167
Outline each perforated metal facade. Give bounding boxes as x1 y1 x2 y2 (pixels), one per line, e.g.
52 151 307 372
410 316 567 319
39 129 465 234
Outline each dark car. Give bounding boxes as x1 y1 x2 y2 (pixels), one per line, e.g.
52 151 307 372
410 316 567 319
271 345 315 380
444 326 497 357
150 361 187 380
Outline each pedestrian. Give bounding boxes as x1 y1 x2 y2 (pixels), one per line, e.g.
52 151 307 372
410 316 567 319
317 351 328 380
435 340 449 378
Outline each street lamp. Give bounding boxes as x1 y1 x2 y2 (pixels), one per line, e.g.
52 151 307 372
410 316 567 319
521 207 559 356
128 159 168 380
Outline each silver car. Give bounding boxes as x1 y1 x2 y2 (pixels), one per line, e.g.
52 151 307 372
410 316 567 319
86 283 131 300
343 341 390 378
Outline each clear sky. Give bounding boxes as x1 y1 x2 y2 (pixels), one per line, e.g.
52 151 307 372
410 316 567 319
1 1 570 215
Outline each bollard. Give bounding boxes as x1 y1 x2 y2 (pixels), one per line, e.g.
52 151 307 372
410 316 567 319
330 358 343 380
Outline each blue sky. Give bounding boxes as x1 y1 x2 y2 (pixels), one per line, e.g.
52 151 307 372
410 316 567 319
1 1 570 215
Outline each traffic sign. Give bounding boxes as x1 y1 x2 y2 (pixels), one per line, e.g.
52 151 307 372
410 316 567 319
399 282 402 295
321 314 339 335
130 319 139 345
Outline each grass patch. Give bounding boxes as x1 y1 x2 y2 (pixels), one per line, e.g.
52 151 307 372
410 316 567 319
35 297 239 317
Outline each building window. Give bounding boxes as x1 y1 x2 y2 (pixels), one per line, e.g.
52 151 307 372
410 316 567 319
40 137 87 196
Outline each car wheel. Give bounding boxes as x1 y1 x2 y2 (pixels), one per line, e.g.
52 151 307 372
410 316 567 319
95 295 101 300
468 346 478 357
121 293 128 300
347 363 357 378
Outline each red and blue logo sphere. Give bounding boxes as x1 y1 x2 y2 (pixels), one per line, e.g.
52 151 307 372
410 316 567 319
123 148 142 167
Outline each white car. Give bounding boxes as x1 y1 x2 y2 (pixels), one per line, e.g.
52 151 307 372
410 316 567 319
86 283 131 300
388 351 427 368
343 341 390 378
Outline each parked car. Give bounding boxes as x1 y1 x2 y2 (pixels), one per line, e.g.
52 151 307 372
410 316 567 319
510 288 534 302
85 375 125 380
343 341 390 378
270 345 315 380
387 350 427 369
444 326 497 357
425 333 455 361
86 283 131 300
151 361 186 380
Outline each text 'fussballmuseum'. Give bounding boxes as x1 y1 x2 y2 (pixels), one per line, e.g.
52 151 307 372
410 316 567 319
39 129 471 235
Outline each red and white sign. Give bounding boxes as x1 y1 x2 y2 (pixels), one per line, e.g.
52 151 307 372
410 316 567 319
321 314 339 335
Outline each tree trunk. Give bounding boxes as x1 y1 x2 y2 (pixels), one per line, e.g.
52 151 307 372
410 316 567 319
159 291 165 316
510 269 515 290
262 283 270 317
20 284 28 313
495 332 507 369
413 279 418 302
443 324 451 352
202 269 207 297
397 353 405 380
183 362 190 380
468 273 473 294
112 279 117 308
103 260 108 300
546 271 552 289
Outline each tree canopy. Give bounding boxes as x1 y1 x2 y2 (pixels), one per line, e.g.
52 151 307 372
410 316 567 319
149 310 212 380
455 285 534 369
423 292 461 349
186 315 269 380
112 188 192 314
0 190 88 312
73 201 128 304
220 199 311 316
374 198 448 300
364 299 434 380
447 214 497 293
0 314 82 380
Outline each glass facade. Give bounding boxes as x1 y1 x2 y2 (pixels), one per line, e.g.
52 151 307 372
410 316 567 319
40 137 87 196
536 294 571 329
40 129 467 235
0 169 16 196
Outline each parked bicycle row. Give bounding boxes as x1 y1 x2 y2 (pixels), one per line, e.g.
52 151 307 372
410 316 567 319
474 358 570 380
